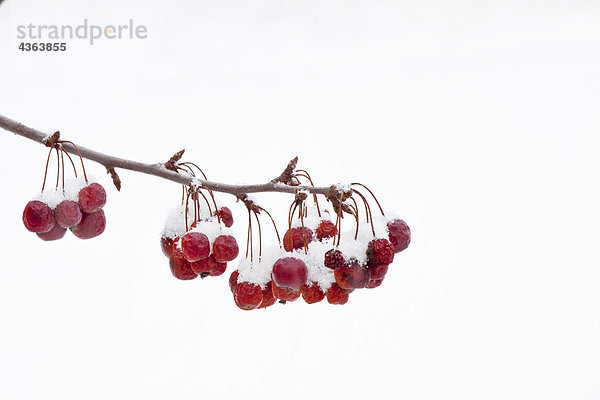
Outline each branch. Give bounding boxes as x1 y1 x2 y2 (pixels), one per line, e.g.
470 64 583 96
0 113 331 196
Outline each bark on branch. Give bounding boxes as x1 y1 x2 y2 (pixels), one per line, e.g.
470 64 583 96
0 113 331 196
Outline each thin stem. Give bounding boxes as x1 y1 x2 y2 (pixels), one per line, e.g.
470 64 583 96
59 140 87 183
41 146 54 192
351 183 385 216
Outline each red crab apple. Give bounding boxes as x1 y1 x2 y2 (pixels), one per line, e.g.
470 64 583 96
181 232 210 262
23 200 55 233
367 262 388 280
54 200 82 228
234 281 263 310
301 283 325 304
71 210 106 239
209 259 227 276
366 278 384 289
258 281 277 309
334 260 371 289
283 227 314 252
217 207 234 228
37 224 67 241
326 283 351 305
169 249 197 280
366 238 395 266
212 235 239 262
78 183 106 214
324 249 346 270
315 220 337 241
271 282 301 302
160 236 177 258
229 270 240 293
387 219 411 253
272 257 308 290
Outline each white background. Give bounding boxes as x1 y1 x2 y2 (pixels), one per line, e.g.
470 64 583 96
1 1 599 399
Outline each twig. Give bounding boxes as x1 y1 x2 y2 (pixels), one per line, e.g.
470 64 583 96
0 113 331 197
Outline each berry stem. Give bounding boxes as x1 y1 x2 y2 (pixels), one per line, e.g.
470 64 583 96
58 140 88 183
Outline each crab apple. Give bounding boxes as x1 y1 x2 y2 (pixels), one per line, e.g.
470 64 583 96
316 220 337 241
212 235 239 262
234 281 263 310
209 259 227 276
229 270 240 293
71 210 106 239
22 200 55 233
301 283 325 304
258 281 277 309
160 236 177 258
37 224 67 241
326 283 351 305
217 207 234 228
54 200 82 228
190 255 213 275
366 239 395 266
169 249 197 280
283 227 314 252
334 260 371 289
324 249 346 270
366 278 384 289
367 262 389 280
181 232 210 262
387 219 411 253
272 257 308 290
271 282 301 302
78 183 107 214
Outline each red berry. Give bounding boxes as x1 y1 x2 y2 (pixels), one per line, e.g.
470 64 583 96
366 239 395 265
258 281 277 309
301 283 325 304
160 236 176 258
271 282 301 302
169 249 197 280
326 283 351 305
387 219 411 253
229 270 240 293
78 183 106 214
209 259 227 276
37 224 67 241
54 200 82 228
217 207 234 228
212 235 239 262
366 278 384 289
283 227 314 252
315 220 337 241
272 257 308 290
190 255 214 275
234 281 263 310
334 260 371 289
324 249 346 270
23 200 55 233
367 262 388 280
71 210 106 239
181 232 210 262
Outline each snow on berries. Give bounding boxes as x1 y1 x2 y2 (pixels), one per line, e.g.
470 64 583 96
21 144 411 311
160 180 238 281
228 182 411 310
22 137 108 242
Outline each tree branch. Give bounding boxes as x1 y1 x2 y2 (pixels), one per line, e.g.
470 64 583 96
0 113 331 196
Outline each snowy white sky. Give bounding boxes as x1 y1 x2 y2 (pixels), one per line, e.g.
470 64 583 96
0 1 599 399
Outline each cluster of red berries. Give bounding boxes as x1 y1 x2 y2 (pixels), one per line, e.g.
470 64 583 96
160 207 240 280
230 217 410 310
22 182 107 241
323 219 411 304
